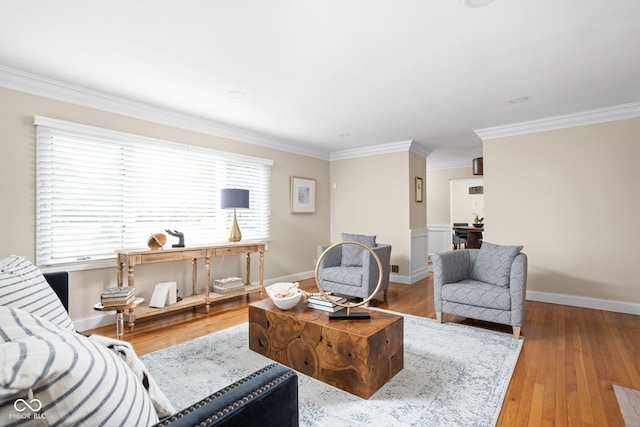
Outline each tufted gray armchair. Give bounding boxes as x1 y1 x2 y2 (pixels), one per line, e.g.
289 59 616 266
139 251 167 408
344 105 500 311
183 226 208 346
433 242 527 339
316 233 391 302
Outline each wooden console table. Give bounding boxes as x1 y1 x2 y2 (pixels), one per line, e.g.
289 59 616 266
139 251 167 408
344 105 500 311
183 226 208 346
115 242 265 327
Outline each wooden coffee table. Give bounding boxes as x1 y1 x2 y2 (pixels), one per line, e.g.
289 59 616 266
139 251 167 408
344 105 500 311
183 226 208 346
248 299 403 399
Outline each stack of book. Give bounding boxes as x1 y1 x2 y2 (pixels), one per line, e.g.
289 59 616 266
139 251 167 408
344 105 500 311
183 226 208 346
101 286 136 307
212 277 244 294
307 295 347 312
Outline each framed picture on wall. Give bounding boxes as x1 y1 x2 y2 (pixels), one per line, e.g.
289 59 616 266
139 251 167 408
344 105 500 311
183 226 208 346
415 177 423 203
290 176 316 213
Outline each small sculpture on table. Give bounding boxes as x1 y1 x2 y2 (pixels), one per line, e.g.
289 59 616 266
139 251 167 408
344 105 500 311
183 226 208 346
165 229 185 247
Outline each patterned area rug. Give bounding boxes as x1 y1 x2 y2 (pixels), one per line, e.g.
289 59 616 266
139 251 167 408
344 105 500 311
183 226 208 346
141 309 523 426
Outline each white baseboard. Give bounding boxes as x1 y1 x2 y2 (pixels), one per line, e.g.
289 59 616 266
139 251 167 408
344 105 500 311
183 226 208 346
74 272 316 332
268 270 432 286
78 275 640 333
91 272 640 332
264 271 315 286
526 291 640 315
75 312 117 332
390 274 411 285
413 266 430 282
391 269 429 285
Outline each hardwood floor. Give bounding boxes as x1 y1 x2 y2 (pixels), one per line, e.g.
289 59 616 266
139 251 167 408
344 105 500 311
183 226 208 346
85 274 640 426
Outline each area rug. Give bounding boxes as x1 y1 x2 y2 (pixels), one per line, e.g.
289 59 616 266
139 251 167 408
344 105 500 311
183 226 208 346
614 385 640 427
140 310 523 426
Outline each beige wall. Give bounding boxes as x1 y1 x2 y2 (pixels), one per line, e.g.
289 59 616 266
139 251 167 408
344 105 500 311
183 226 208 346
409 151 427 229
0 87 330 325
330 150 422 275
426 166 475 225
484 117 639 304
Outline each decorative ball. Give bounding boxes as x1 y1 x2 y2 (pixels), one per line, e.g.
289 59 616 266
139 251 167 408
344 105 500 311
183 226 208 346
147 233 167 250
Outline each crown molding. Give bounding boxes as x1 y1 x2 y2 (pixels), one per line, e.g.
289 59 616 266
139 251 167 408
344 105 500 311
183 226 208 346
329 140 431 161
426 159 471 170
0 65 330 160
475 99 640 140
409 141 432 158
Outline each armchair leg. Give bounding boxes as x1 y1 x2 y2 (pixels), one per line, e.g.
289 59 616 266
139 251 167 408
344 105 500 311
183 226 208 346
436 312 442 323
513 326 521 339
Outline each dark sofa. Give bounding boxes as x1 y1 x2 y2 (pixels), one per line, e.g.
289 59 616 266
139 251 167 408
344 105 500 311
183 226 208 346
43 272 299 427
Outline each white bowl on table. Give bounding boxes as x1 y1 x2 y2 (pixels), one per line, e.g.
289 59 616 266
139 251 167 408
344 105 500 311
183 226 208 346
266 282 301 310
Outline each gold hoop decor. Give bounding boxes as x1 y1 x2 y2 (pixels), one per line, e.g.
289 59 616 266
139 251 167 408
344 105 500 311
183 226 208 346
314 240 383 319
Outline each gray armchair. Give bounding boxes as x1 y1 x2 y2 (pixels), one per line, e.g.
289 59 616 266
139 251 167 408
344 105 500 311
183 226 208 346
433 242 527 339
316 233 392 302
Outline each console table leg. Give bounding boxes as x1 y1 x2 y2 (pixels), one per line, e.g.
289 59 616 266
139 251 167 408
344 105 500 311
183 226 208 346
127 265 135 287
205 256 211 313
192 258 197 296
245 252 251 285
117 262 123 287
259 250 265 299
127 308 136 332
116 311 124 340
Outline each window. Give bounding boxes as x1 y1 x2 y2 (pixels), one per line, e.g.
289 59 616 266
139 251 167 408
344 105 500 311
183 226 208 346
35 116 272 268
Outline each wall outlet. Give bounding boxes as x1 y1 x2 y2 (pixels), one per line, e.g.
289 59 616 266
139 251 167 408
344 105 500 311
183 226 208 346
391 265 399 273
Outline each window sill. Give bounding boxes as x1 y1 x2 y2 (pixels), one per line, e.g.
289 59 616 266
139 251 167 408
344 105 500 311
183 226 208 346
38 258 116 274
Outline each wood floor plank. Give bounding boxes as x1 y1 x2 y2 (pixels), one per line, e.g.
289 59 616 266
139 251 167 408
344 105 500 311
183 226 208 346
82 273 640 426
513 301 543 425
565 318 584 426
611 311 640 386
527 382 545 427
553 304 569 427
585 312 623 427
575 312 598 426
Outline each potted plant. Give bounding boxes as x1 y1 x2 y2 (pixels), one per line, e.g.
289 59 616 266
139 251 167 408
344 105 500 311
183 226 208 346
473 215 484 228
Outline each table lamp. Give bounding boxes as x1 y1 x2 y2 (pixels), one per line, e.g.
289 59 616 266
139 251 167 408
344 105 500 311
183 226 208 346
221 188 249 242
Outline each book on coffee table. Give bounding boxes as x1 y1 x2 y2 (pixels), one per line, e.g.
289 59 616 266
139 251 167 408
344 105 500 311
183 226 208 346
307 295 347 307
307 302 346 313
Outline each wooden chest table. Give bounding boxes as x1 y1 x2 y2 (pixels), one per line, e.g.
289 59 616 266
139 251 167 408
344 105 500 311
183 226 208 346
248 299 404 399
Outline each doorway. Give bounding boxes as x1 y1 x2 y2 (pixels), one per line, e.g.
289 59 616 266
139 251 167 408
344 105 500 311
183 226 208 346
450 178 484 226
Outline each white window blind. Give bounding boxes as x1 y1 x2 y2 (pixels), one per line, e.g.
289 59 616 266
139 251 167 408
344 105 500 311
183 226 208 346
35 116 272 268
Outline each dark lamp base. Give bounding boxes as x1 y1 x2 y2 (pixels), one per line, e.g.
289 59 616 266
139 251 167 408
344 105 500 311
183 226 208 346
329 311 371 320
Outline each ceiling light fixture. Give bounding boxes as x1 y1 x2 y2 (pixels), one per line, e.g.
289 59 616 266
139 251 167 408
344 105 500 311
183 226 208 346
508 96 530 104
338 133 351 137
228 91 245 98
473 157 483 176
464 0 495 8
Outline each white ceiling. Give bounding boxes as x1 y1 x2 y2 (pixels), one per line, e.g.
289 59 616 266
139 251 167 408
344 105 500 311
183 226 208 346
1 0 639 166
